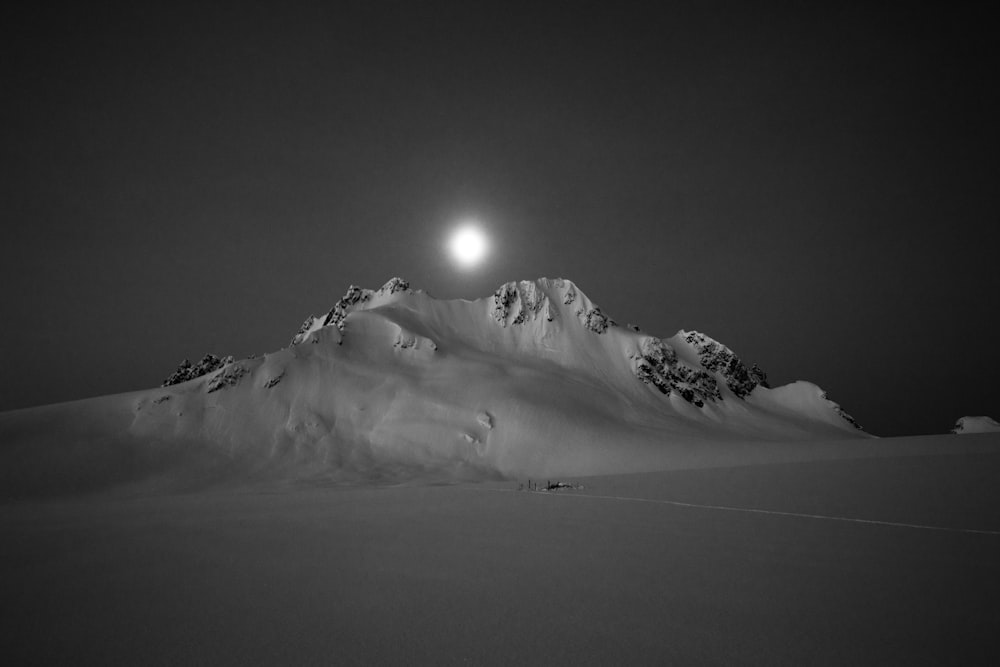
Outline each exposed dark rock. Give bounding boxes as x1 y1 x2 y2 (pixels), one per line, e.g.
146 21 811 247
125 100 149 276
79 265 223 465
290 316 321 346
750 363 770 388
491 282 519 326
837 407 863 430
264 372 284 389
491 281 548 326
290 278 409 346
377 277 410 296
322 285 373 332
581 307 610 334
683 331 764 399
162 354 234 387
631 337 720 407
206 364 248 393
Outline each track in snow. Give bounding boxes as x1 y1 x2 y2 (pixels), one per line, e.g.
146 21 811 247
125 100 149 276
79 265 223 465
474 487 1000 537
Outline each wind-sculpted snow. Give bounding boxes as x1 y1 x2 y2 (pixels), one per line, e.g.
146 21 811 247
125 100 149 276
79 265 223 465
292 278 411 345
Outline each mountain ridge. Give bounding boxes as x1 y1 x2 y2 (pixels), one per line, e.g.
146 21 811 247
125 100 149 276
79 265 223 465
1 276 871 497
166 276 860 427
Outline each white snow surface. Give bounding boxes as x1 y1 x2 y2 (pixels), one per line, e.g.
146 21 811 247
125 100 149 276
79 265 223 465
952 416 1000 434
0 277 873 497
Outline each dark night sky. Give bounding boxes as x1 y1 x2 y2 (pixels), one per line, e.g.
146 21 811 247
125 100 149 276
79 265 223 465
2 2 997 436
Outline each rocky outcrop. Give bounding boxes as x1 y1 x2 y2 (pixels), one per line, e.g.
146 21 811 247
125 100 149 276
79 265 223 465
488 279 615 334
290 316 322 346
376 277 410 297
162 354 234 387
562 282 577 305
163 355 245 393
631 337 721 407
683 331 765 399
491 280 551 327
835 406 863 430
206 364 248 393
393 330 437 351
579 307 612 334
321 285 373 332
821 397 863 430
291 278 411 345
750 363 770 388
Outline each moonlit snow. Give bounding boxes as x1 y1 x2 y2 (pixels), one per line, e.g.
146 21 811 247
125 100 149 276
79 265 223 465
2 277 999 665
1 277 869 496
951 415 1000 434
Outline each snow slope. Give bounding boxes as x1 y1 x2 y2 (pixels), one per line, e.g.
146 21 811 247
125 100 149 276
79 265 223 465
0 277 871 497
4 435 1000 664
952 416 1000 434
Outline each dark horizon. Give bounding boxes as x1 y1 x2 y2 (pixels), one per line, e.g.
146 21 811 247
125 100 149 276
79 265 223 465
3 3 997 436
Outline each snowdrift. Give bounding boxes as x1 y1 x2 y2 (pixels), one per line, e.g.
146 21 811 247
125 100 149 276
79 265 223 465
0 277 872 497
952 416 1000 435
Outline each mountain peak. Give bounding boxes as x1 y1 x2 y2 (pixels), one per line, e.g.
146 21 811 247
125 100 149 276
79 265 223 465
291 277 414 345
488 277 615 334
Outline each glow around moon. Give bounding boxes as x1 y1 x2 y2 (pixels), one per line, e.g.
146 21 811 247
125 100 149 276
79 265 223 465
448 224 489 268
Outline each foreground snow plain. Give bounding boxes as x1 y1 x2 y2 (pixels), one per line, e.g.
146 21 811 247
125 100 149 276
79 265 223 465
3 432 999 666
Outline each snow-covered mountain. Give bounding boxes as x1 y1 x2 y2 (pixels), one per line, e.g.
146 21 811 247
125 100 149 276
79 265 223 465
0 277 871 497
951 416 1000 435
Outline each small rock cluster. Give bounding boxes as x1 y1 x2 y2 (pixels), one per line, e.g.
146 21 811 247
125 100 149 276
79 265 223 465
561 281 577 305
290 316 321 346
376 277 410 296
579 307 611 334
162 354 234 387
206 364 248 393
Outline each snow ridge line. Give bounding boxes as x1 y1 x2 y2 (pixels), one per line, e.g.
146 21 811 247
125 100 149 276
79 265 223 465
472 487 1000 536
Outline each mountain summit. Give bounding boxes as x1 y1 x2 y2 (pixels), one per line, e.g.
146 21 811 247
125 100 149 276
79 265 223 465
1 277 870 496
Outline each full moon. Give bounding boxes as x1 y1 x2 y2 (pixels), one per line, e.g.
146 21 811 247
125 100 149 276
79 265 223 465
448 224 489 268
